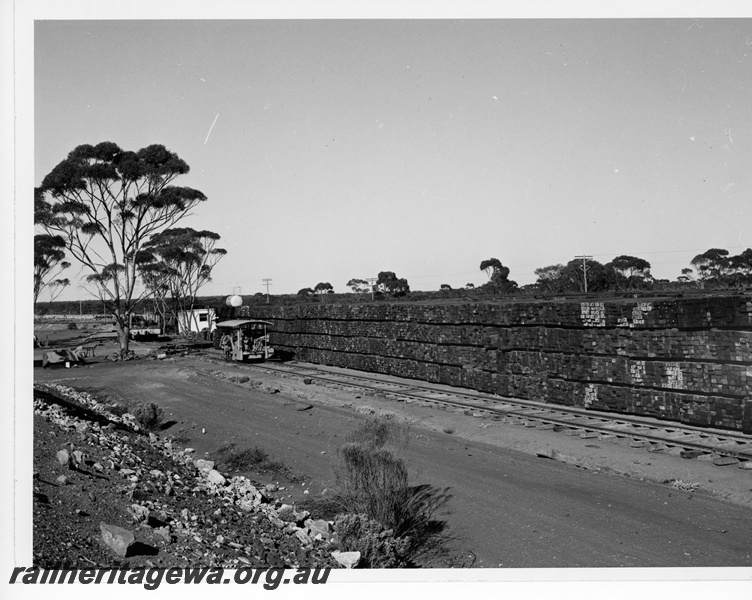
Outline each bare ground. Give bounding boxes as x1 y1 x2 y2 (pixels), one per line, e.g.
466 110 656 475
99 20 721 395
31 338 752 568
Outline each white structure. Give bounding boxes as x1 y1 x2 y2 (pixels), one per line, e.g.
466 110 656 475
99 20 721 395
178 307 217 334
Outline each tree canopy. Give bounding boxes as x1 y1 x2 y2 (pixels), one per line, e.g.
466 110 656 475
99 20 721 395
376 271 410 296
605 255 653 290
314 282 334 297
37 142 207 352
33 234 71 308
682 248 752 288
479 258 507 280
137 227 226 333
346 278 370 293
478 258 517 293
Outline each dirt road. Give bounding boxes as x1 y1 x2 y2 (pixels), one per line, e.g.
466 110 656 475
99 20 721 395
35 356 752 568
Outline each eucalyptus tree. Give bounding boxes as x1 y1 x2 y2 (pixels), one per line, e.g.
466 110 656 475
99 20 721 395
137 228 226 334
479 258 517 292
346 278 370 294
37 142 207 354
606 255 653 290
33 234 70 309
376 271 410 296
479 258 506 280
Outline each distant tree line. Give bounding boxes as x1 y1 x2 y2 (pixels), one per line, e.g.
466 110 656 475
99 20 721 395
38 246 752 319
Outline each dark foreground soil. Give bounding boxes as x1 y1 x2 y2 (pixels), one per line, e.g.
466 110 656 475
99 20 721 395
33 385 338 570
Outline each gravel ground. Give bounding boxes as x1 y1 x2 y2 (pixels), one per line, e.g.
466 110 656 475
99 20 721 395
33 384 339 569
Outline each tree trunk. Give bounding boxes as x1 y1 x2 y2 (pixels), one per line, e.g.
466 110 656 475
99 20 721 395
116 313 131 355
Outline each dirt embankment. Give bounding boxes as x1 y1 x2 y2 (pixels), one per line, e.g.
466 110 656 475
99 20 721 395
33 384 339 569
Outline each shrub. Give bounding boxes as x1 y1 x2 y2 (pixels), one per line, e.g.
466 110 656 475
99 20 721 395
66 322 78 330
215 443 288 475
333 416 452 566
345 415 410 451
129 402 164 431
333 513 410 568
298 494 345 521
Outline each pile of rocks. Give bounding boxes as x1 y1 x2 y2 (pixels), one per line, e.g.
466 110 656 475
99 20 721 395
33 383 348 569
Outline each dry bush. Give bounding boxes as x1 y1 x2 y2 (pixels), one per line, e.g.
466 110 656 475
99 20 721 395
129 402 164 431
333 416 452 566
333 513 410 568
215 443 288 475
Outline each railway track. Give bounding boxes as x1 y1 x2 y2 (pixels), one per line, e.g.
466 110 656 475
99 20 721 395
201 352 752 464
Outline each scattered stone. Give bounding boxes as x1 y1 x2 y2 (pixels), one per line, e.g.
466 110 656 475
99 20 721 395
56 449 71 467
100 522 136 557
295 529 312 545
535 448 558 460
629 440 649 448
738 461 752 470
92 463 104 472
331 550 360 569
207 470 227 486
129 503 150 523
194 459 215 472
303 378 313 385
305 519 331 539
185 448 195 454
56 475 69 485
269 516 285 528
72 450 84 465
579 431 598 439
712 456 740 467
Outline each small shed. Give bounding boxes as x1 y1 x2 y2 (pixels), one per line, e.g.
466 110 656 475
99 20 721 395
178 307 217 334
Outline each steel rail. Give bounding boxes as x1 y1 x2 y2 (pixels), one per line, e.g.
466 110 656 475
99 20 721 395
199 352 752 462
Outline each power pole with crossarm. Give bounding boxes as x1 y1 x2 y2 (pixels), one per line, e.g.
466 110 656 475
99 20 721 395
262 278 272 304
574 256 592 293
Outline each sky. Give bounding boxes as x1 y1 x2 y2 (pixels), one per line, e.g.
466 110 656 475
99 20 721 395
31 10 752 300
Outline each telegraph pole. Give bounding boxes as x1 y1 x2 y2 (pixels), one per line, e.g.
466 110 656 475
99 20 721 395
262 278 272 304
366 277 377 301
575 255 592 293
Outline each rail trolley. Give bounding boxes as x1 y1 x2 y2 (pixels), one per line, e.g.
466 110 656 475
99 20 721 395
214 319 274 362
